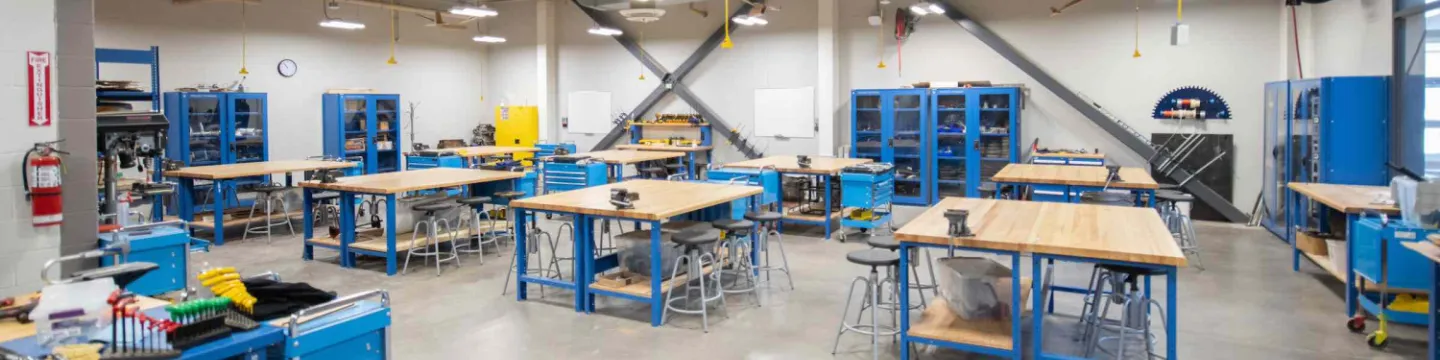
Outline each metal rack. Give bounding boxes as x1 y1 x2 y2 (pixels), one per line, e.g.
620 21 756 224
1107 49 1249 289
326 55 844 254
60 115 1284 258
322 94 404 174
96 47 161 111
163 92 270 213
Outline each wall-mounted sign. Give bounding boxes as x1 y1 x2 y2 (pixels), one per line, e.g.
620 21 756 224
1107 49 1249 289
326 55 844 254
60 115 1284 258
27 51 52 127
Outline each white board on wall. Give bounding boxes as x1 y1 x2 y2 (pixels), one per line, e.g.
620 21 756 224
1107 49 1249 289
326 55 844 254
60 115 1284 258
567 91 614 134
754 87 815 138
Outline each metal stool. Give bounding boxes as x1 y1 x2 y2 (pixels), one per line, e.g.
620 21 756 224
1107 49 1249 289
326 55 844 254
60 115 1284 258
1156 189 1203 270
662 229 726 332
311 192 341 226
712 219 760 301
1082 265 1169 359
640 166 668 179
866 236 936 310
744 211 793 290
402 202 462 276
665 163 689 180
500 191 565 295
831 249 902 360
454 196 498 264
242 183 294 244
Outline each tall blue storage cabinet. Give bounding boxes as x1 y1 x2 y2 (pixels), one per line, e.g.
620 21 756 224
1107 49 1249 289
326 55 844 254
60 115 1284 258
163 92 269 212
1260 76 1390 241
322 94 403 174
930 87 1022 201
851 89 930 205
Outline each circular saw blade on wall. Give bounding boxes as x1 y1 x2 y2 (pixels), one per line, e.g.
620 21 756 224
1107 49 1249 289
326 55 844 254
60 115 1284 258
1152 86 1232 120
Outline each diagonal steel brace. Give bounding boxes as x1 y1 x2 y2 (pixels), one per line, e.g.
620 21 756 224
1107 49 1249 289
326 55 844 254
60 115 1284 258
574 0 762 158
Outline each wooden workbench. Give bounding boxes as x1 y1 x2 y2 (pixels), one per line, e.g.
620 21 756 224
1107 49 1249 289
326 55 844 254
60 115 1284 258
512 179 761 220
1286 182 1398 214
167 160 356 180
896 197 1185 266
299 168 522 194
446 146 539 158
721 155 873 175
564 150 684 164
615 144 714 152
1032 152 1105 159
894 197 1183 358
991 163 1157 189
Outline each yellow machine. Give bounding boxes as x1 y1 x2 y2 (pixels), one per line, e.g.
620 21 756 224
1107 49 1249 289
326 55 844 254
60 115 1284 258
495 105 539 163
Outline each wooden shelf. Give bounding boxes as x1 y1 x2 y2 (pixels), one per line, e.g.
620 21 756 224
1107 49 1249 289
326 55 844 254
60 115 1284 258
628 122 709 128
306 223 504 253
589 264 716 298
190 210 302 230
907 279 1032 351
1300 250 1426 295
782 201 840 222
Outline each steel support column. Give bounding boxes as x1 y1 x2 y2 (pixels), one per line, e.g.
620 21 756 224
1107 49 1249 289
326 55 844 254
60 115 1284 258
934 0 1247 222
574 0 762 159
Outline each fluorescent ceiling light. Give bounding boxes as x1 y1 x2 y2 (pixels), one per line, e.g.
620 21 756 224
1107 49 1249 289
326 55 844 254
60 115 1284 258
733 15 767 26
927 3 944 14
587 26 623 36
909 4 928 15
473 35 506 43
450 5 498 17
319 19 366 30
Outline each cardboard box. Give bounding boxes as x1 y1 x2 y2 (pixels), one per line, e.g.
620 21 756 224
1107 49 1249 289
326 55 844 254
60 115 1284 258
1297 231 1330 256
596 271 640 287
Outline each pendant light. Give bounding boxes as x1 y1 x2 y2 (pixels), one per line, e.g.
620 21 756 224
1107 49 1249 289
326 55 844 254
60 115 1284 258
239 2 249 75
721 0 734 48
1132 0 1142 58
387 4 398 65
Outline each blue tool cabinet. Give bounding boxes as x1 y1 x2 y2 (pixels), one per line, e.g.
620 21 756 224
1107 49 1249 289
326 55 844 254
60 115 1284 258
1032 154 1103 166
323 94 403 174
98 225 193 296
1260 77 1390 242
851 89 930 205
930 87 1022 201
163 92 269 212
840 165 894 232
705 167 781 206
1352 218 1436 326
405 154 464 170
536 142 577 157
542 160 608 194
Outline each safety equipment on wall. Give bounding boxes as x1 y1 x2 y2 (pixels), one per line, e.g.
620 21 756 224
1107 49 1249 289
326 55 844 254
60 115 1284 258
1153 86 1232 120
23 141 66 227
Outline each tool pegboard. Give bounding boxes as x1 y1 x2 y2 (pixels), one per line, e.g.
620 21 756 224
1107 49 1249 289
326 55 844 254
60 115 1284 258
1152 86 1232 120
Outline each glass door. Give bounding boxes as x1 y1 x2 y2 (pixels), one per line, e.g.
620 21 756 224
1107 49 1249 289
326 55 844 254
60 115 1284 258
228 94 268 186
373 96 400 172
1262 82 1288 232
852 92 884 164
970 90 1016 195
1289 80 1321 234
186 95 223 166
933 90 967 200
889 91 927 203
342 96 370 172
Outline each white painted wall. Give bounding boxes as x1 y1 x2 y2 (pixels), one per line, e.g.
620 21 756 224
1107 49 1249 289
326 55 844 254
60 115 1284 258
837 0 1281 210
1307 0 1393 78
485 1 539 116
95 0 489 159
0 0 61 297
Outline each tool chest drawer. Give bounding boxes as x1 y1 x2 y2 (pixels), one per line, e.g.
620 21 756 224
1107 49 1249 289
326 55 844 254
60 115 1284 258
1029 184 1068 203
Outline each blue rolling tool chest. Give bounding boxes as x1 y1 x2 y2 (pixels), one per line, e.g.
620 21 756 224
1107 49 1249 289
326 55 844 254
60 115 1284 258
542 156 608 194
840 163 895 232
406 151 466 170
279 290 392 359
536 142 577 158
1029 184 1069 203
98 222 206 296
705 167 781 206
1353 218 1438 325
1032 154 1104 166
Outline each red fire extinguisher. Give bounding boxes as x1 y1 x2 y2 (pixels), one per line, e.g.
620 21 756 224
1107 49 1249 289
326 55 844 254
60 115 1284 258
23 142 65 227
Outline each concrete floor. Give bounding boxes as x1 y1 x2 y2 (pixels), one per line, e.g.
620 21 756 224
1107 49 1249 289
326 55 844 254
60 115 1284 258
196 205 1431 359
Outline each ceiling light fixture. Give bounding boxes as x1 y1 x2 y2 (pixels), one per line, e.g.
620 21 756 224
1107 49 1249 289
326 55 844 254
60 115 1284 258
473 35 506 43
908 4 928 15
733 14 767 26
450 4 498 17
927 2 945 14
319 19 366 30
587 25 623 36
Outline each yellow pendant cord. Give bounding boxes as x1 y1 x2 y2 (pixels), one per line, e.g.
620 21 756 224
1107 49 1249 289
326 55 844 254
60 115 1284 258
721 0 734 49
1132 0 1141 58
387 5 397 65
239 3 249 75
876 7 886 69
1177 0 1183 23
638 28 646 80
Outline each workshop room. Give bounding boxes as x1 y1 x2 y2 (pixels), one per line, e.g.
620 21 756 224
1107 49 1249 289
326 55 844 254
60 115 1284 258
0 0 1435 358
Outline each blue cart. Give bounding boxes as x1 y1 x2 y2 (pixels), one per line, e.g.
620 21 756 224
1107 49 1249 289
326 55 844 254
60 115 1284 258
838 163 894 241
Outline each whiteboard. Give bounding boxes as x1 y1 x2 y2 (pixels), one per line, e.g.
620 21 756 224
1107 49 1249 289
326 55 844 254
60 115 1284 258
567 91 614 134
754 87 815 138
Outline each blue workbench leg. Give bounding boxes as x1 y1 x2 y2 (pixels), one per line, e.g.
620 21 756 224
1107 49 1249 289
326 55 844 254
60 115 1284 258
1167 267 1178 360
1010 254 1022 360
303 188 314 261
649 221 664 327
1046 258 1055 314
751 195 761 277
1346 212 1358 318
385 194 398 276
1431 262 1438 359
339 193 356 268
178 178 195 227
899 243 911 360
586 216 598 313
212 180 226 245
516 212 529 301
1031 255 1044 358
823 175 833 240
575 214 588 313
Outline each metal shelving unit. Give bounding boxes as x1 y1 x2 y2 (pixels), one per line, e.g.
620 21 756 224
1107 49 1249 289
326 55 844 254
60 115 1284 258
96 47 161 111
323 94 403 174
851 88 930 205
163 92 270 212
930 87 1022 201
